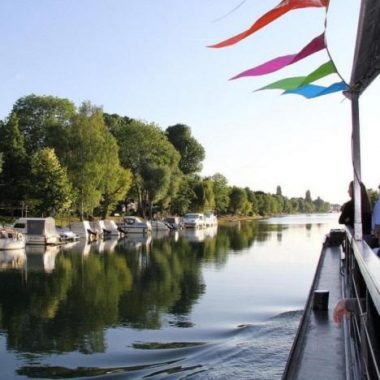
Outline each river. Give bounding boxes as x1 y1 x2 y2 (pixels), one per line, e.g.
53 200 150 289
0 213 340 379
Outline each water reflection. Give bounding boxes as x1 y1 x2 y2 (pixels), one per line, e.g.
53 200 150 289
0 215 339 379
0 249 26 270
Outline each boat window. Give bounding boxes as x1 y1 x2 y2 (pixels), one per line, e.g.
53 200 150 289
14 223 25 229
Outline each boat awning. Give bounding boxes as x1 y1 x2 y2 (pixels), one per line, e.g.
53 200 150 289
350 0 380 94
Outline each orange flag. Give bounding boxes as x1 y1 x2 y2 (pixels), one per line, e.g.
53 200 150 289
208 0 329 48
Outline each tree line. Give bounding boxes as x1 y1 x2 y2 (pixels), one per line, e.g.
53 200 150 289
0 94 332 219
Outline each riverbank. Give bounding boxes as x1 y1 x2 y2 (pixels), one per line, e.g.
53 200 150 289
217 215 264 224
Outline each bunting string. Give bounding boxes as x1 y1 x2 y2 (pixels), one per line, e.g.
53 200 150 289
208 0 329 48
209 0 350 99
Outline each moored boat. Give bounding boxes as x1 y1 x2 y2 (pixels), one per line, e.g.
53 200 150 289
0 228 26 250
183 213 205 228
119 216 152 235
13 217 61 245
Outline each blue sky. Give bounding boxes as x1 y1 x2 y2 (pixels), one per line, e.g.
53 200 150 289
1 0 379 204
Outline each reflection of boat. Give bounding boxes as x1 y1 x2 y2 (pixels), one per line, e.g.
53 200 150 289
119 216 152 235
0 249 26 269
183 213 205 228
13 217 61 245
61 239 91 256
119 235 152 251
26 245 60 272
0 227 26 250
103 238 119 253
182 226 217 242
92 237 119 253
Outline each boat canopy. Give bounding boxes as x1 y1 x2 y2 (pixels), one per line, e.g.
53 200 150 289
27 218 57 235
350 0 380 93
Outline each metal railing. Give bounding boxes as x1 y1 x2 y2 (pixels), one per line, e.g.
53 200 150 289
342 232 380 379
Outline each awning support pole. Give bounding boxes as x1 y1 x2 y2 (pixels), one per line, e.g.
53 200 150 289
351 91 362 241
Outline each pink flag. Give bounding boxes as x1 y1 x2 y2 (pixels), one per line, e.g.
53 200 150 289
230 33 325 80
209 0 329 48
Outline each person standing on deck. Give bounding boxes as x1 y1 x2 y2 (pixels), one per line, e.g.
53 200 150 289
338 181 372 235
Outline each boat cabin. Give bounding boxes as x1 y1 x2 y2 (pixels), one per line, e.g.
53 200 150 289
13 217 61 245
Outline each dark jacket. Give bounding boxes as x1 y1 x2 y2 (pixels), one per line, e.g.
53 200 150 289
339 199 372 234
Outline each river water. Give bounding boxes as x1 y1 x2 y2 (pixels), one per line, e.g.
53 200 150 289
0 213 340 379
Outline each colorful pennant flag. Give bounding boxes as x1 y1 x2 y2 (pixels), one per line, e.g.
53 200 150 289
255 60 336 91
230 33 325 80
283 81 348 98
209 0 329 48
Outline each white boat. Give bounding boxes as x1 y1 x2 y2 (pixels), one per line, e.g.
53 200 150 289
183 213 205 228
150 220 172 231
69 221 99 240
56 227 79 242
164 216 183 230
13 217 61 245
102 220 121 237
0 227 26 250
119 216 152 234
204 212 218 227
89 220 104 238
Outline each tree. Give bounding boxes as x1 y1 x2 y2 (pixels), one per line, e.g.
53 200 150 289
229 187 248 215
11 94 76 155
110 119 181 216
30 148 73 216
211 173 230 214
165 124 205 174
98 132 133 218
0 113 30 203
62 102 120 218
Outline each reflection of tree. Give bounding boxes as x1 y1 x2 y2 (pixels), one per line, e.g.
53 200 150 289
0 221 280 356
0 253 132 354
119 238 205 328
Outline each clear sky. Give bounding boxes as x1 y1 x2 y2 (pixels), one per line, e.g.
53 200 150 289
0 0 379 204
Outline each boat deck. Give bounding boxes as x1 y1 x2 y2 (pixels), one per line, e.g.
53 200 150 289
283 244 346 379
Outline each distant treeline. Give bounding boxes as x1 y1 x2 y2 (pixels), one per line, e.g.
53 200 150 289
0 94 334 219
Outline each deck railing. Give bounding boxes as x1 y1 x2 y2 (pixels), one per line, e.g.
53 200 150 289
343 231 380 379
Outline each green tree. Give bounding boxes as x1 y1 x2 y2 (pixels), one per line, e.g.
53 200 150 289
11 94 76 154
170 176 196 215
0 113 30 204
229 186 248 215
99 132 133 218
211 173 230 214
30 148 73 216
63 102 118 218
165 124 205 174
110 119 181 216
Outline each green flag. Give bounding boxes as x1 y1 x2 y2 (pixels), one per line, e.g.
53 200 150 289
255 60 336 92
